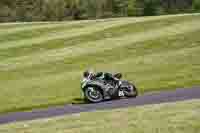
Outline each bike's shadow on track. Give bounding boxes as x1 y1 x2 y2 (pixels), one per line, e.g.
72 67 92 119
71 97 124 105
71 97 88 105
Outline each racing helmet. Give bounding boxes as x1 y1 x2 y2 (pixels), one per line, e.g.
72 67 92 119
83 70 90 78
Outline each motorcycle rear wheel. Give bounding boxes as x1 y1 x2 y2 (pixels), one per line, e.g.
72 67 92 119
123 84 138 98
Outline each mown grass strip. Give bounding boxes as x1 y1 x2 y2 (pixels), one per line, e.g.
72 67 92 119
0 14 200 114
1 13 198 50
1 19 199 71
0 22 97 43
0 19 110 34
1 14 199 60
0 29 200 113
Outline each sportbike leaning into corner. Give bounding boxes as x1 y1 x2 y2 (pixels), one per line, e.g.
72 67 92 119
81 70 138 103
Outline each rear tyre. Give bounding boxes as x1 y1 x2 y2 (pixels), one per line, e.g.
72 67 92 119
84 86 103 103
123 84 138 98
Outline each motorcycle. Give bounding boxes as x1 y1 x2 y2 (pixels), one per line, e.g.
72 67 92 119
81 72 138 103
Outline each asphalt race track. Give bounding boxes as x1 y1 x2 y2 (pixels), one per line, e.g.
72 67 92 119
0 87 200 125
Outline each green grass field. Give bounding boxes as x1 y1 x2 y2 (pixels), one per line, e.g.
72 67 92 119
0 99 200 133
0 14 200 114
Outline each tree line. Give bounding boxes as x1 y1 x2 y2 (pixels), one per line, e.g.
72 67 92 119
0 0 200 22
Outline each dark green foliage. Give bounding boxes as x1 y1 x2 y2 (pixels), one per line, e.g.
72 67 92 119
0 0 199 22
193 0 200 11
143 0 159 16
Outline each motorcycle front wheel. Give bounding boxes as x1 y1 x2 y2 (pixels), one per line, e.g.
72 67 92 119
84 86 103 103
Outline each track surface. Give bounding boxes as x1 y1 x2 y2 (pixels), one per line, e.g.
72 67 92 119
0 87 200 125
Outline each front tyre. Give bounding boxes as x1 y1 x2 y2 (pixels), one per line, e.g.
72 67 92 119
84 86 103 103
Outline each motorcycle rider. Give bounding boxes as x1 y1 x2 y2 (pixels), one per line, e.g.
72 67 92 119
84 70 119 84
95 72 119 84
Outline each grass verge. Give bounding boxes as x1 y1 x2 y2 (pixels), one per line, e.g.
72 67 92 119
0 100 200 133
0 14 200 114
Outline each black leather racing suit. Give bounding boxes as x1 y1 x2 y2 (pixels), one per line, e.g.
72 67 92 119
95 72 119 95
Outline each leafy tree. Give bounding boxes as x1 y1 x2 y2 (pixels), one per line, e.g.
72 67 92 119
143 0 159 16
113 0 129 16
193 0 200 11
